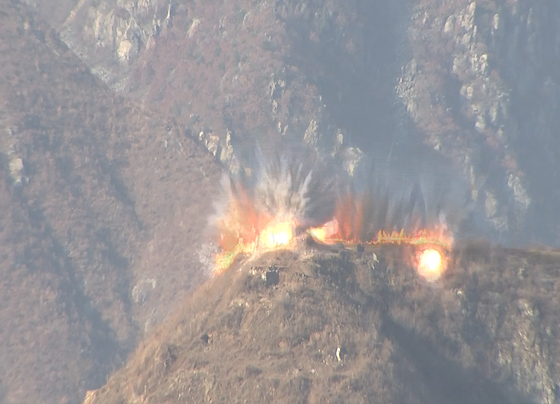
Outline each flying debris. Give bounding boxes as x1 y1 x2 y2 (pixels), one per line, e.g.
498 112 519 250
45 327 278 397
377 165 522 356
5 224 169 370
306 155 469 281
309 156 469 239
208 142 472 280
209 145 338 274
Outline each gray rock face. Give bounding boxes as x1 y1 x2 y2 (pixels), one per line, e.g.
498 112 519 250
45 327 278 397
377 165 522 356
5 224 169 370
52 0 560 245
59 0 167 90
397 0 560 245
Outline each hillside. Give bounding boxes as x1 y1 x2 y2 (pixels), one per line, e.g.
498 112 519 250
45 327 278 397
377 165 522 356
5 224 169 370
85 241 560 404
53 0 560 245
1 0 560 402
0 1 219 402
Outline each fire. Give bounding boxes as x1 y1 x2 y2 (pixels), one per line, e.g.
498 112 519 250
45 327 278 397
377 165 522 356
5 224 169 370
308 217 451 282
308 219 339 243
307 186 454 251
306 188 453 282
373 228 452 249
260 218 295 249
308 224 452 250
416 248 446 281
209 149 464 277
213 216 297 275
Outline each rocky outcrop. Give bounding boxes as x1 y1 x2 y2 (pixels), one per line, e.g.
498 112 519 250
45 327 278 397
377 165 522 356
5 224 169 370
397 0 560 244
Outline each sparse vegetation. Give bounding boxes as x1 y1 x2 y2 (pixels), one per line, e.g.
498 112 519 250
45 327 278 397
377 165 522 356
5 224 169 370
85 242 560 403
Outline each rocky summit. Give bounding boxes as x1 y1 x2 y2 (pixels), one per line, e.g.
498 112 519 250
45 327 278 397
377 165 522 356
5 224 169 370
84 241 560 404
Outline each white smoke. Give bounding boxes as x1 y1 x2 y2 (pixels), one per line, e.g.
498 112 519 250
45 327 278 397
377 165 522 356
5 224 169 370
209 144 339 240
336 150 473 242
206 139 473 254
252 148 338 228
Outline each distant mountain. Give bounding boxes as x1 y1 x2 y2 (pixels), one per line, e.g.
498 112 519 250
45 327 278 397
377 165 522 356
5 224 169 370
83 242 560 404
54 0 560 246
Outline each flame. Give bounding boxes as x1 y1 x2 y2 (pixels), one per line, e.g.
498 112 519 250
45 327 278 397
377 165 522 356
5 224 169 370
308 188 454 250
260 218 295 249
308 219 339 243
415 248 446 281
211 158 459 276
214 216 297 274
307 189 453 282
211 150 328 275
373 228 452 249
309 224 452 250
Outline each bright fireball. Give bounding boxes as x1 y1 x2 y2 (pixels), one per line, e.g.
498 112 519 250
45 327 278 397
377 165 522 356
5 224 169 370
260 219 294 249
416 248 446 282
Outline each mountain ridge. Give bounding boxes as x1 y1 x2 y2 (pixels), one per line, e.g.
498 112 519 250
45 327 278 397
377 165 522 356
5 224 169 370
84 241 559 404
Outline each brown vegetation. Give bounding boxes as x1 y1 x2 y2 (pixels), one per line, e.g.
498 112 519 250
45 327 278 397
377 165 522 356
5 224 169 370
86 241 560 403
0 1 219 402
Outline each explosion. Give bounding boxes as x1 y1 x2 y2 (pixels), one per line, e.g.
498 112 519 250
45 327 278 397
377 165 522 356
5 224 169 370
209 145 469 281
306 159 463 247
308 214 451 282
260 218 295 249
308 219 453 250
305 157 466 281
213 215 298 274
210 147 337 274
415 248 447 281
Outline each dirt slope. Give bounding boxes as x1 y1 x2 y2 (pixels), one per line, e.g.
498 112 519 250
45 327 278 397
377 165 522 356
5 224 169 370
0 1 219 402
85 241 560 404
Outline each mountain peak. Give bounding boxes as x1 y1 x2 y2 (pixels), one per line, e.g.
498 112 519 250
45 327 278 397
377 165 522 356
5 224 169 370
85 241 558 404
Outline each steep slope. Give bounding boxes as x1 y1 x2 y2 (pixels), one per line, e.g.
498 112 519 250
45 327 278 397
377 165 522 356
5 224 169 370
397 0 560 245
55 0 560 246
0 1 219 402
85 241 560 404
58 0 353 164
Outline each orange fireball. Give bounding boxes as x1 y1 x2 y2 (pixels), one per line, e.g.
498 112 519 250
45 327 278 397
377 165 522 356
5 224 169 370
213 216 297 275
415 247 447 282
308 219 340 244
259 218 295 249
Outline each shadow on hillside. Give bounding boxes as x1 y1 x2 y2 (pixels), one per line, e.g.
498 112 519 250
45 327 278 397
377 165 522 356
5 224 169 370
381 316 534 404
13 189 133 392
282 0 403 155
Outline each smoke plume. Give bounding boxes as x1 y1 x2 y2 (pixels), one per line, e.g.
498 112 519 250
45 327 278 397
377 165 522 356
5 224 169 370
209 143 339 250
334 151 473 244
